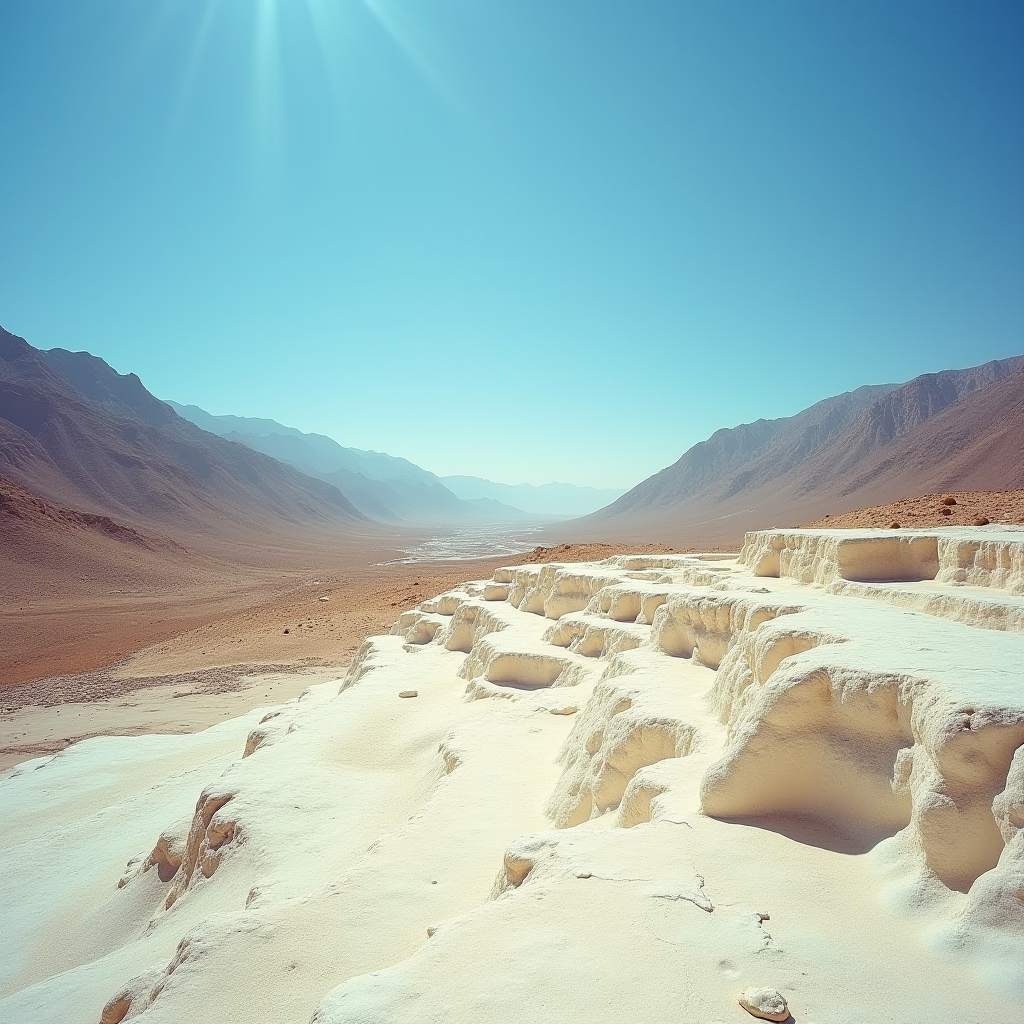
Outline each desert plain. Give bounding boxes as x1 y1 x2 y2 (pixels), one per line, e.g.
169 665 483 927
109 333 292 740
3 497 1024 1023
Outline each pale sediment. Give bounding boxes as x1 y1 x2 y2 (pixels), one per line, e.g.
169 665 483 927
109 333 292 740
1 526 1023 1023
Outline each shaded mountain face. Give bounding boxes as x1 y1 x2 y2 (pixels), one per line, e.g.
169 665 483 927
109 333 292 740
603 382 899 516
823 366 1024 499
791 361 1024 496
42 348 180 428
169 403 533 524
0 328 367 531
568 355 1023 545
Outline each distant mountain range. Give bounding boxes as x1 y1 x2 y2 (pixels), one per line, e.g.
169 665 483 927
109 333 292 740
564 355 1023 544
168 404 620 521
167 403 532 524
441 477 624 517
0 328 365 531
4 324 1018 554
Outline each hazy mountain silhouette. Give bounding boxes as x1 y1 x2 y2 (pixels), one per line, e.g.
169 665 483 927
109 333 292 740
0 327 367 531
441 477 624 517
168 403 533 524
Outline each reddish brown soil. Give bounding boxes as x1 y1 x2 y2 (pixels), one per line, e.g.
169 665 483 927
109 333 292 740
800 489 1024 529
513 542 684 563
1 481 686 705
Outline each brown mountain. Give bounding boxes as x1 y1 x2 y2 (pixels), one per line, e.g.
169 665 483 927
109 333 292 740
605 382 898 515
826 367 1024 501
566 356 1023 546
0 327 367 531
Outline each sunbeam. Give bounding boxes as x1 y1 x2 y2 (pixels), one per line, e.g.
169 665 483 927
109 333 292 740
360 0 460 110
167 0 220 139
251 0 285 182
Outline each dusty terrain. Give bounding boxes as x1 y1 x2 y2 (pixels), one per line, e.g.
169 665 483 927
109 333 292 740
801 489 1024 529
0 522 679 770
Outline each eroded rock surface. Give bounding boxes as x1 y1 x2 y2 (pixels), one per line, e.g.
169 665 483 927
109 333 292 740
1 527 1022 1024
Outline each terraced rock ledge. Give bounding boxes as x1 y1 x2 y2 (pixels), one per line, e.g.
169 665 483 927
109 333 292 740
2 527 1023 1023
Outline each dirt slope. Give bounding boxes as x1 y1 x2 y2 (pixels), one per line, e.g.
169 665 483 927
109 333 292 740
800 489 1024 529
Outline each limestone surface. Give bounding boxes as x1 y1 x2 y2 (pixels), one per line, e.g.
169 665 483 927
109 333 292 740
738 986 790 1021
1 527 1022 1023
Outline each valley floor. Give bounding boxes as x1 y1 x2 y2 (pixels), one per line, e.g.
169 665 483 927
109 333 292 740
2 525 1022 1023
0 523 675 772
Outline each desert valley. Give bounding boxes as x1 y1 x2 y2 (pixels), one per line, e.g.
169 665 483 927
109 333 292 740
2 5 1023 1022
2 324 1023 1023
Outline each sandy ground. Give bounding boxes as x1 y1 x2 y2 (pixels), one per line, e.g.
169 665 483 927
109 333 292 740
0 540 679 771
0 669 328 777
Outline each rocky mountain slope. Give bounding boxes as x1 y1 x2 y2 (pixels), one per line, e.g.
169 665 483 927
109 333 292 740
0 328 367 531
571 356 1023 544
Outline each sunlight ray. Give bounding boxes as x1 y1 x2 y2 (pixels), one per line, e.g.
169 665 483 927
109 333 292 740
360 0 460 110
167 0 221 140
251 0 285 180
302 0 358 149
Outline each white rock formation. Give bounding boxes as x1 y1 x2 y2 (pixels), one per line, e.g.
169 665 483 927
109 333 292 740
1 527 1023 1023
738 986 790 1021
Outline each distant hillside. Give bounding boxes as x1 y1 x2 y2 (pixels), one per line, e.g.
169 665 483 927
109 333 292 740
169 403 532 524
564 355 1023 545
167 403 438 487
602 382 898 515
442 476 625 517
0 328 367 531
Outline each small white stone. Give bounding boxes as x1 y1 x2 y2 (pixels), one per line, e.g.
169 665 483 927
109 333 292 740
738 987 789 1022
399 690 419 699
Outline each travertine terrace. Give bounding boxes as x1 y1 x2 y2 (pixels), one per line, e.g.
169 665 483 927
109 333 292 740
2 527 1023 1023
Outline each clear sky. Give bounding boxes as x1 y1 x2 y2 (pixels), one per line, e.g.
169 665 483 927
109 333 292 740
1 1 1021 488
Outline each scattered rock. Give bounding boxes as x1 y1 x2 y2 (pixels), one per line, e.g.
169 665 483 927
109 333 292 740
399 690 418 699
319 596 329 602
738 986 789 1021
283 629 289 634
575 870 592 879
974 516 991 526
941 506 952 515
549 705 579 716
942 496 958 506
889 521 900 529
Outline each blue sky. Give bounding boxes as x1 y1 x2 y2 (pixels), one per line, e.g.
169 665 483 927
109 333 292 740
1 1 1021 488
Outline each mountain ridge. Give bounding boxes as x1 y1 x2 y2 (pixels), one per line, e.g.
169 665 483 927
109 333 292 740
0 328 368 532
441 476 624 517
568 355 1023 544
